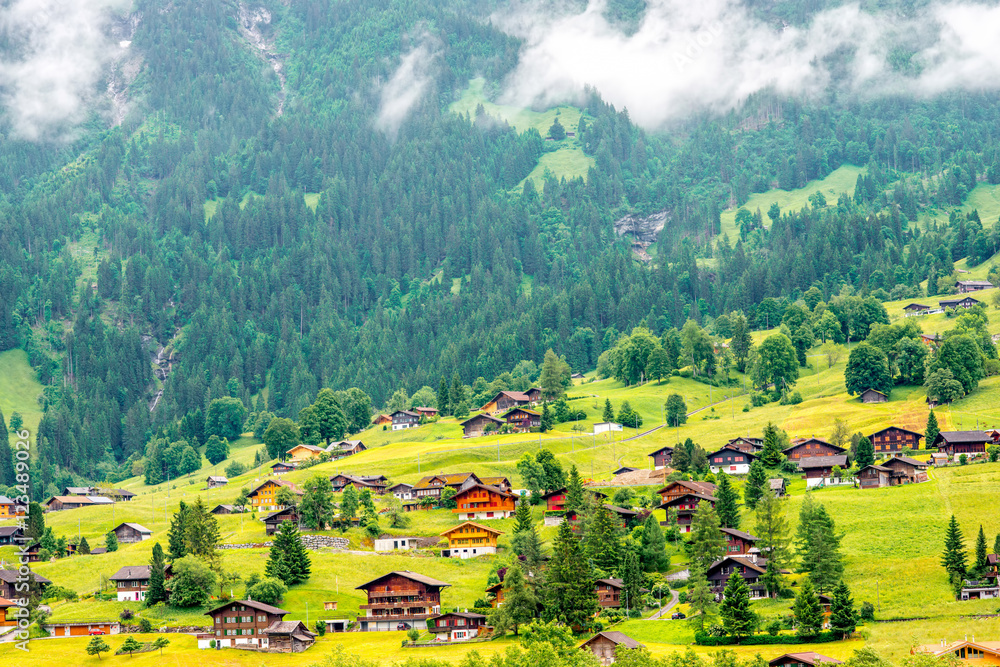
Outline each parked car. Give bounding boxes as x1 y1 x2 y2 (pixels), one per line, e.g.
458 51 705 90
396 622 411 631
671 612 686 620
89 629 105 635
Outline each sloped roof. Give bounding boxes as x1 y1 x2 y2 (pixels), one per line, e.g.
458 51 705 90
456 482 514 499
459 413 504 426
441 521 503 537
479 476 510 486
250 479 303 495
768 478 786 489
784 439 845 454
797 455 849 469
656 480 716 496
262 620 314 635
413 472 478 489
858 464 892 474
595 578 623 588
501 406 540 417
769 652 843 666
355 570 451 590
206 476 228 483
660 492 718 506
934 430 993 444
708 555 767 575
110 565 151 581
0 569 50 585
869 425 924 439
207 599 289 616
46 496 93 505
884 456 928 468
581 631 644 650
114 522 151 534
706 446 757 460
720 527 759 542
0 496 14 505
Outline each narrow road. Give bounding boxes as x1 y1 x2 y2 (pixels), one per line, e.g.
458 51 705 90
646 590 680 620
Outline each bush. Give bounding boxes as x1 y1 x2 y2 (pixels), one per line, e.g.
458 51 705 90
750 392 771 407
246 578 288 605
960 454 968 465
210 640 216 649
780 391 802 405
138 617 152 633
225 461 246 478
860 601 875 621
678 591 688 604
767 620 781 636
695 630 840 646
119 608 135 621
407 628 420 643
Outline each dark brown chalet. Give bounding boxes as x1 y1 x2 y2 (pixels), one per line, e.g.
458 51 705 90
707 446 757 475
658 492 717 534
0 569 49 599
427 612 489 640
797 455 849 482
706 555 769 599
262 621 316 652
264 507 300 535
356 570 450 631
413 472 480 499
724 437 764 453
648 446 673 469
480 389 542 414
595 578 624 607
881 456 929 484
543 487 568 512
330 474 390 495
933 430 999 460
111 522 151 543
769 478 787 497
857 464 892 490
769 653 842 667
868 426 923 457
783 439 846 461
460 413 504 438
206 599 293 649
502 407 541 432
580 631 644 665
721 527 759 555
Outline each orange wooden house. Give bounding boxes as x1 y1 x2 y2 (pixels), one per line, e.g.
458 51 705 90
440 521 502 559
452 483 516 520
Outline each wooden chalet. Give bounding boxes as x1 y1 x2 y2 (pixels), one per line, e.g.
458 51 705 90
797 455 849 485
480 476 512 492
328 440 367 457
388 482 414 500
261 620 316 652
286 444 327 462
933 431 999 460
0 569 50 599
706 446 757 475
903 303 932 316
658 491 717 533
860 388 888 404
100 488 137 502
502 406 541 432
479 389 542 415
390 410 420 431
769 653 842 667
270 460 299 474
880 456 929 484
656 480 717 504
579 631 645 665
355 571 450 631
62 486 93 496
857 464 892 489
204 599 292 650
957 280 994 293
613 466 638 475
453 482 516 520
460 413 504 438
725 437 764 453
648 446 673 469
783 438 846 461
330 473 389 495
427 612 488 641
412 407 439 419
769 478 787 497
110 564 168 602
868 426 923 457
0 526 23 545
441 521 502 558
211 504 241 515
603 504 641 529
207 475 228 488
44 495 94 511
486 580 504 606
111 522 151 543
915 640 1000 665
595 578 624 607
706 555 768 599
720 527 759 555
264 507 300 535
249 479 303 512
373 414 392 426
543 487 569 512
413 472 480 499
0 496 22 518
940 296 981 310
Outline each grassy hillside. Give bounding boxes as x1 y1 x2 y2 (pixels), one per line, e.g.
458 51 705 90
0 349 45 435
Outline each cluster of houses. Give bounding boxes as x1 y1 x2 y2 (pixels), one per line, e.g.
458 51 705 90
903 281 993 319
284 439 368 464
460 389 545 437
43 486 137 512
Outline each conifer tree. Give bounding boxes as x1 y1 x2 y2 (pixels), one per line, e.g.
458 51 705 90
584 506 622 575
854 436 875 468
941 514 968 582
105 530 119 552
689 501 725 573
78 536 91 555
974 525 988 574
26 502 44 540
120 635 143 656
639 513 669 571
719 571 754 639
501 563 536 634
797 500 843 593
0 408 14 486
602 399 614 423
86 635 111 659
437 377 450 416
543 520 597 630
829 580 857 638
146 542 168 605
167 501 188 561
266 520 311 585
450 373 464 411
715 472 740 528
184 497 221 568
743 460 767 510
686 563 717 633
540 402 553 432
926 410 939 447
759 423 784 467
511 524 543 573
994 533 1000 557
621 549 643 613
793 578 823 638
564 465 585 515
513 497 533 533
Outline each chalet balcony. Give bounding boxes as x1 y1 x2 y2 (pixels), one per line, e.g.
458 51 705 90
366 588 423 598
362 612 434 620
360 600 437 610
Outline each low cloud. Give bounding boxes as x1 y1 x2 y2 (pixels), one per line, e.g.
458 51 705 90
0 0 127 141
375 34 440 138
495 0 1000 129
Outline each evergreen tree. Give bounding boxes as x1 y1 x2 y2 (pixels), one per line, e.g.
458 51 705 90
797 500 844 593
167 501 189 561
759 423 784 468
743 460 767 510
715 472 740 528
686 563 717 633
730 314 753 372
994 533 1000 557
540 402 554 432
974 525 989 574
941 514 968 582
501 563 536 634
119 635 143 656
854 436 875 468
511 525 544 573
621 549 643 613
450 373 465 411
146 542 168 605
829 580 857 638
86 635 111 660
78 536 91 555
265 520 311 585
584 505 622 575
26 503 45 540
639 513 669 571
513 497 533 533
926 410 940 446
564 465 585 516
543 520 597 630
689 501 725 573
539 348 568 400
0 409 14 486
719 571 755 639
793 578 823 638
105 530 119 552
602 399 614 423
301 474 335 530
437 377 450 416
184 497 221 567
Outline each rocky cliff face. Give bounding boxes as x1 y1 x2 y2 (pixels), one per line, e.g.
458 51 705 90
613 210 669 244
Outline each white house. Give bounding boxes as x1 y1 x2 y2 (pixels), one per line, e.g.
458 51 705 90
387 483 414 500
593 422 623 435
373 535 420 552
706 447 757 475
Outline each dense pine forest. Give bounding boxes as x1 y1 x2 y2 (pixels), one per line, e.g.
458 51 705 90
2 0 1000 491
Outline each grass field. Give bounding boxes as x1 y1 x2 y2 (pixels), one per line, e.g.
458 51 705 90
0 348 45 435
921 182 1000 230
449 77 595 188
718 165 865 245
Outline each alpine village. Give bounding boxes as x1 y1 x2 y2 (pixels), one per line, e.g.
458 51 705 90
2 1 1000 667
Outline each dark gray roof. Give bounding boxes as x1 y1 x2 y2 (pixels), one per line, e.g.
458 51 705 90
114 522 151 534
110 565 151 581
595 578 624 588
720 527 759 541
0 569 50 584
887 456 928 467
583 631 644 650
356 570 451 590
207 599 288 616
797 455 849 469
768 478 786 489
935 430 993 444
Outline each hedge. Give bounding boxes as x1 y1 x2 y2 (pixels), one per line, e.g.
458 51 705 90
694 631 840 646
